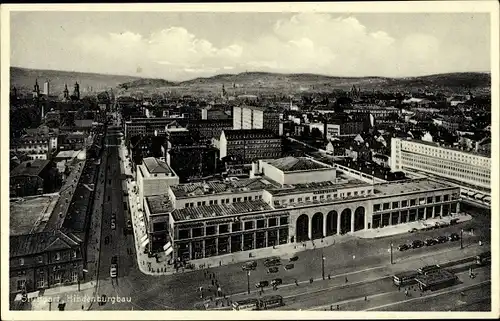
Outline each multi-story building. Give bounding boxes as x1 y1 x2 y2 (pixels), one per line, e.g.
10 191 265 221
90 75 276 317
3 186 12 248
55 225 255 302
9 231 84 294
136 157 180 212
344 105 401 120
10 160 60 197
309 122 364 140
125 117 188 140
187 119 233 140
142 156 460 261
10 134 58 160
233 105 282 136
57 132 87 151
218 129 282 164
391 138 491 205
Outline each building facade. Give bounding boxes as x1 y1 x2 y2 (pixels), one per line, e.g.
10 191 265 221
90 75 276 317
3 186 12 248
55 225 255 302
9 231 84 294
233 106 281 136
11 134 58 160
187 119 233 140
10 160 59 197
218 129 282 164
390 138 491 191
141 157 460 262
125 117 189 140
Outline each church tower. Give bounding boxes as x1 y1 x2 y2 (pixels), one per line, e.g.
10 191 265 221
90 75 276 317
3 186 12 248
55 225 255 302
33 79 40 98
63 84 69 100
73 82 80 100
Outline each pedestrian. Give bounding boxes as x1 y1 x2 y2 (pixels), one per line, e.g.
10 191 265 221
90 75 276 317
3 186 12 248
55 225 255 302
405 290 408 297
328 274 331 280
337 304 339 310
295 279 299 286
364 296 367 301
309 278 313 284
330 305 333 311
219 260 222 266
212 280 214 286
345 277 348 283
82 305 84 310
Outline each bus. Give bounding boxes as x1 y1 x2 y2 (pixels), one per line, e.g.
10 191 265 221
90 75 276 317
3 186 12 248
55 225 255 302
393 271 418 286
232 298 259 311
417 264 441 275
476 251 491 266
257 295 284 310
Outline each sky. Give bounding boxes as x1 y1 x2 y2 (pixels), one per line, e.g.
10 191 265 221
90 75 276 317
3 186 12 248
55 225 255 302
10 11 491 81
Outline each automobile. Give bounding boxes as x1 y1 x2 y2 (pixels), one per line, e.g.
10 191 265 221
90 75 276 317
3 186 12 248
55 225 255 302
111 256 118 264
111 213 116 220
126 220 132 229
289 255 299 262
408 228 418 233
110 263 117 278
270 278 283 286
398 244 410 251
267 267 279 274
111 220 116 230
255 281 269 288
449 233 460 241
435 235 448 244
284 264 295 271
411 240 424 249
242 262 257 271
264 258 281 267
424 238 437 246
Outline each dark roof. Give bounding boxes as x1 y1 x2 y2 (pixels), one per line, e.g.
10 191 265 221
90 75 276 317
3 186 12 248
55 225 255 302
10 230 81 258
265 157 329 172
10 160 51 177
143 157 174 175
223 129 279 140
171 200 273 222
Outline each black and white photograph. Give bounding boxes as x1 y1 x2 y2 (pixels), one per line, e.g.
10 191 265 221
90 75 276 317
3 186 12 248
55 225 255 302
1 1 498 319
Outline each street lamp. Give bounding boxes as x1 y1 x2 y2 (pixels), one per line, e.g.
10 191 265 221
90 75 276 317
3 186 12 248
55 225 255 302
321 254 325 280
460 229 464 249
390 243 394 264
247 271 251 294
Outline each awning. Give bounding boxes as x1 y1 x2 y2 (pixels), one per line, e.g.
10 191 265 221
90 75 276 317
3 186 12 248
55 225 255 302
163 242 172 251
140 234 148 243
165 246 173 256
14 291 40 301
140 237 150 248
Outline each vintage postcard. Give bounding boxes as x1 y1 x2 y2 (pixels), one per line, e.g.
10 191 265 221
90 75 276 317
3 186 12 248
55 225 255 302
1 1 498 320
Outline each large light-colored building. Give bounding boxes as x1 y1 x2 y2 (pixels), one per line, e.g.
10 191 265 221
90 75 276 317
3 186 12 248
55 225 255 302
136 157 180 210
233 105 282 136
142 156 460 261
390 138 491 205
10 134 58 160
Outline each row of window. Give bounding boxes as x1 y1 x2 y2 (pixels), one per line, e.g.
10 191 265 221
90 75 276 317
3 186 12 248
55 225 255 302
177 216 289 239
184 195 263 208
17 250 78 266
402 143 490 166
373 194 455 212
275 190 372 206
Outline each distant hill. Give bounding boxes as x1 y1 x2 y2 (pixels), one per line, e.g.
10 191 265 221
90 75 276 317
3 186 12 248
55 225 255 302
10 67 142 96
118 78 176 89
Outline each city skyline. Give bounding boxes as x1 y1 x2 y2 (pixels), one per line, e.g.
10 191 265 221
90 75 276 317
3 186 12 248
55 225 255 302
11 12 491 81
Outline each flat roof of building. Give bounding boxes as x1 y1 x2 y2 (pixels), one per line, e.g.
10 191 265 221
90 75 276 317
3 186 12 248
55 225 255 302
146 194 175 215
171 200 274 222
55 150 78 159
10 195 58 236
143 157 174 175
265 157 330 172
267 174 367 196
401 138 490 158
170 178 278 198
374 178 454 196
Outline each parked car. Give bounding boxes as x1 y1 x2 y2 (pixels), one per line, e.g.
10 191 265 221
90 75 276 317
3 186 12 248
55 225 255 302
284 264 295 271
111 220 116 230
435 235 448 244
264 258 281 267
449 233 460 241
267 267 279 274
425 238 437 246
126 220 132 229
289 255 299 262
255 281 269 288
271 278 283 286
408 228 418 233
398 244 410 251
411 240 424 249
242 261 257 271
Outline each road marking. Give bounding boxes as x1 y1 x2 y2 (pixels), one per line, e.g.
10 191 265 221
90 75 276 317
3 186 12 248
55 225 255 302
363 280 491 311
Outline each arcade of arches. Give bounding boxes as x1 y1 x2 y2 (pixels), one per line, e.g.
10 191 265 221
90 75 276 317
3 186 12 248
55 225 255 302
296 206 366 242
294 203 457 242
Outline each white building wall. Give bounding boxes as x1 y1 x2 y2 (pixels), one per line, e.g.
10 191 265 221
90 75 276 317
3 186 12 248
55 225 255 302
282 169 337 185
252 109 264 129
233 107 242 129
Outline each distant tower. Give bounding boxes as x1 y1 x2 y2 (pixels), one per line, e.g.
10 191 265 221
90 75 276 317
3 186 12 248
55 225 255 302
63 84 69 100
43 80 50 96
221 84 227 99
73 82 80 100
33 79 40 98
